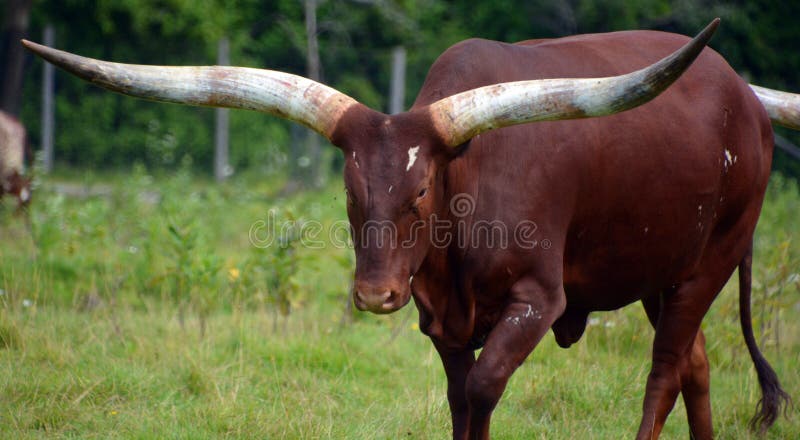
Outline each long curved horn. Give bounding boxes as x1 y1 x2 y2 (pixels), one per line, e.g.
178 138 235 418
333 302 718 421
429 19 720 147
749 85 800 130
21 40 358 141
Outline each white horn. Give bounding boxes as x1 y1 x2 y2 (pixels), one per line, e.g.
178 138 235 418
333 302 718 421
429 19 720 147
750 85 800 130
21 40 358 141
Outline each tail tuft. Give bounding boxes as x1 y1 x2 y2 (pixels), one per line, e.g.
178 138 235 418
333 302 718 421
738 242 792 434
747 350 792 434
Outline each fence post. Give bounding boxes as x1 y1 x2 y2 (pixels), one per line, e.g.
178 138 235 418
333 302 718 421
214 37 230 181
389 46 406 115
41 24 55 173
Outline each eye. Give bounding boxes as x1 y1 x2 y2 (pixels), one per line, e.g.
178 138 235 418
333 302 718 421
417 187 428 199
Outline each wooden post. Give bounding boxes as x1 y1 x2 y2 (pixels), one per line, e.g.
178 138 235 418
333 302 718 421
41 24 55 173
389 46 406 115
304 0 323 187
214 37 230 181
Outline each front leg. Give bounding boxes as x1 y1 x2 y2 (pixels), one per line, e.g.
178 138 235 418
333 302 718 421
466 276 566 439
435 344 476 440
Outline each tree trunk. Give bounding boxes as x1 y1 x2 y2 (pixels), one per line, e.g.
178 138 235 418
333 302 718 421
289 0 327 187
0 0 33 116
41 25 55 173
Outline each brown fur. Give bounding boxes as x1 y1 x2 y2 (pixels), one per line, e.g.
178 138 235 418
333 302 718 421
0 111 31 208
334 30 786 439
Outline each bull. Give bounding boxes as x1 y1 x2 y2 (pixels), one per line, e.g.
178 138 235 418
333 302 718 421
0 110 31 208
23 18 795 439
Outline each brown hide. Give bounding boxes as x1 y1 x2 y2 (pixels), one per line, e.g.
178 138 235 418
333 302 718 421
334 30 782 439
0 110 31 207
404 30 771 348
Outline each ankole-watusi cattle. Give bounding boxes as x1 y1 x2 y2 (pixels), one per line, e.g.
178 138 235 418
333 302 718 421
0 110 31 208
24 18 797 439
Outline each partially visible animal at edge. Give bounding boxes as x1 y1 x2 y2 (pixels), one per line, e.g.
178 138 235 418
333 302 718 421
0 110 32 208
23 18 797 440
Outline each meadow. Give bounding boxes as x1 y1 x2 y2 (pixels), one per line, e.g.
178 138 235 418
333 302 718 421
1 168 798 439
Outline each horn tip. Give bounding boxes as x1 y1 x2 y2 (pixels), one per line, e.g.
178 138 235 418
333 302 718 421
20 39 38 50
703 18 721 39
20 39 51 58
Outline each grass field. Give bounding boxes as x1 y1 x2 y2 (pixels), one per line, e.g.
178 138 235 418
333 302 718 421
1 169 798 439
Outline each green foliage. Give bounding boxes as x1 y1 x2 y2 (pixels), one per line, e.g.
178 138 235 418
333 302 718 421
0 171 798 438
238 207 305 320
18 1 800 177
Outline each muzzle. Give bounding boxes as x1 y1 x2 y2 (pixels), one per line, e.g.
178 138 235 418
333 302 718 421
353 280 410 314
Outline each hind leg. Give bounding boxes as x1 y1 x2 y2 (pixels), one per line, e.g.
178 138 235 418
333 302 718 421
635 268 736 440
642 295 712 439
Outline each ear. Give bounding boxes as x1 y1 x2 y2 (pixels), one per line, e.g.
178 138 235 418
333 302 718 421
431 137 472 163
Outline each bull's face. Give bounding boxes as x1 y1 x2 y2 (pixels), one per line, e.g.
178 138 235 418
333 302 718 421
2 171 32 208
335 110 452 313
22 20 715 315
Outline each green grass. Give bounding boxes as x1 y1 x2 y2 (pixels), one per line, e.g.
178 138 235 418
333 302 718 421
1 170 798 438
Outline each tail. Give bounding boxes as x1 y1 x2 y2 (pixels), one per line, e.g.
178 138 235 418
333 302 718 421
738 241 792 433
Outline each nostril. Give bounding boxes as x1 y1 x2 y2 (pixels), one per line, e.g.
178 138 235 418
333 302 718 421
355 289 392 308
381 291 397 309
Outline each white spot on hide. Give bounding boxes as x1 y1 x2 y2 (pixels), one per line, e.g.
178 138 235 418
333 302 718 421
505 304 542 326
724 149 734 168
406 146 420 172
388 185 393 194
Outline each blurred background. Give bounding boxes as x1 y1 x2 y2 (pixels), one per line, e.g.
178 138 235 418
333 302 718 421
3 0 800 179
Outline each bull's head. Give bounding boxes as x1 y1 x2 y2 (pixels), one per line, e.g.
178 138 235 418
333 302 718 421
22 19 718 313
3 171 32 208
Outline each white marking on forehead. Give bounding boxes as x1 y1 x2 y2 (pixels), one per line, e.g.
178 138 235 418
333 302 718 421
406 146 420 172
